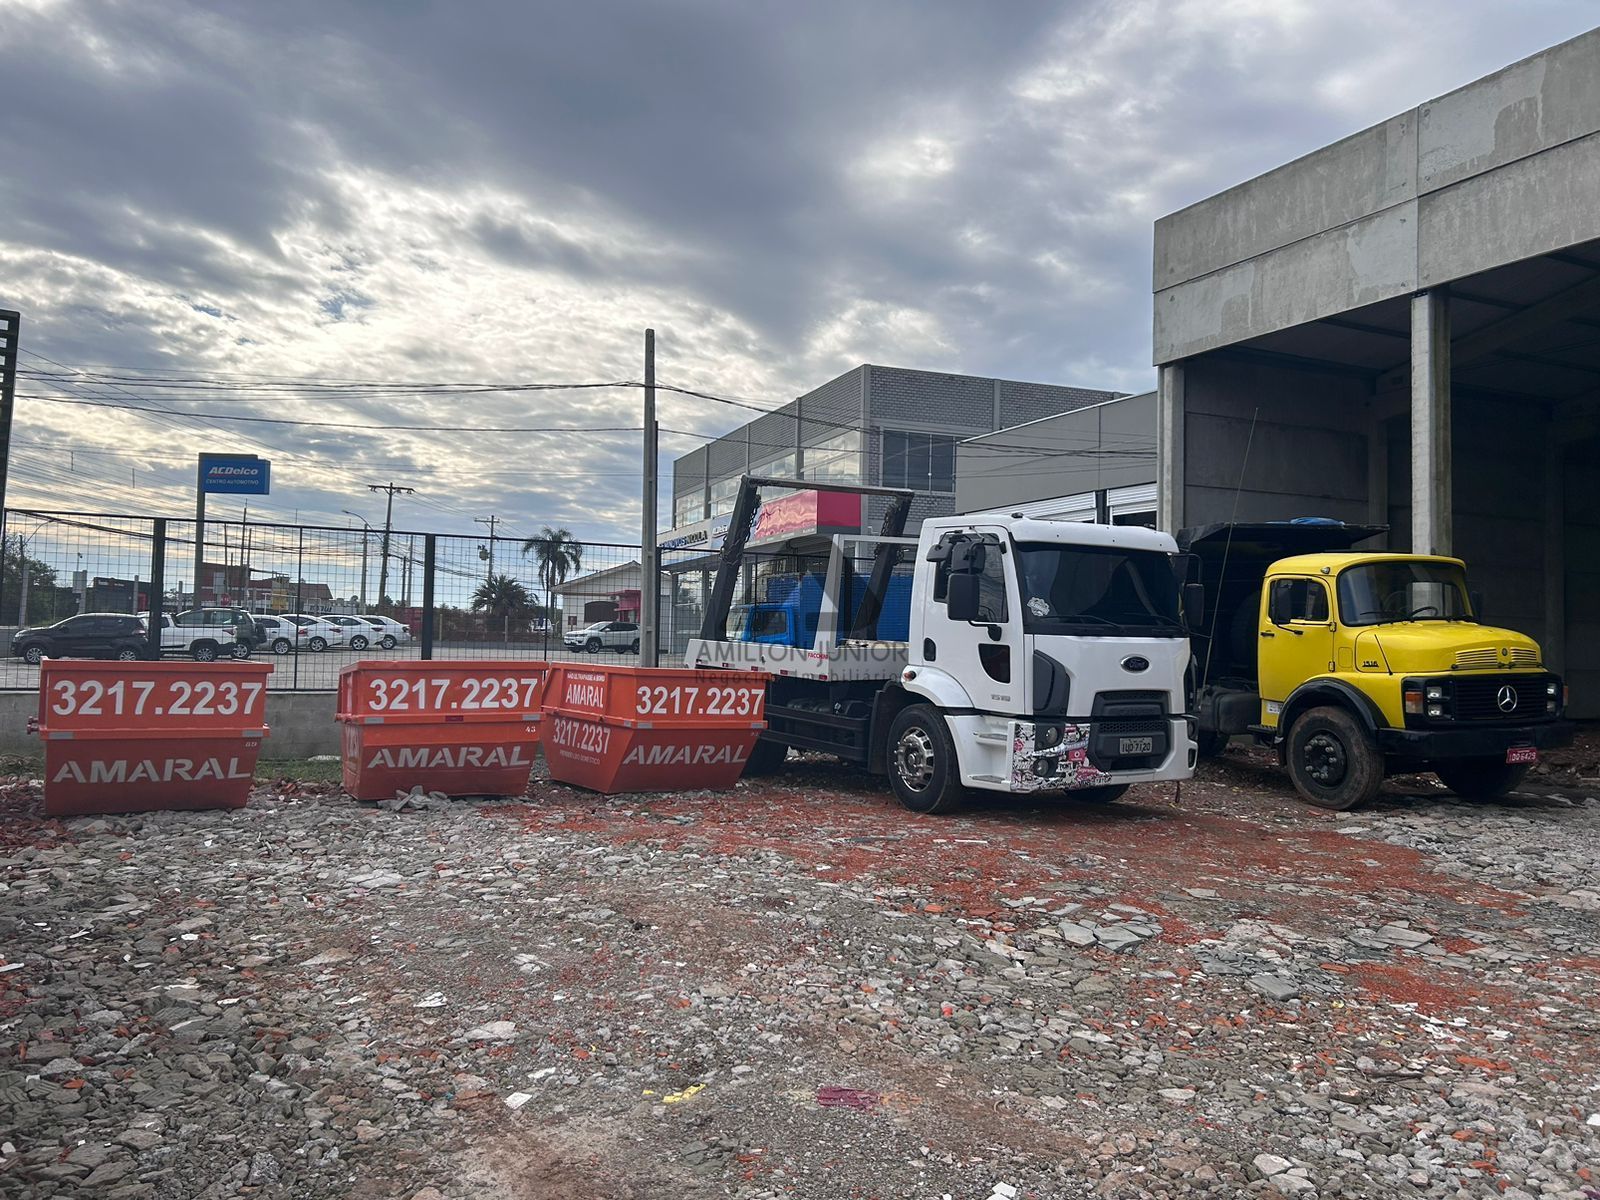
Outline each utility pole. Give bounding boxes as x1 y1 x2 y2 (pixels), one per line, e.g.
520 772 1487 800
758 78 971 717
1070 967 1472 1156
368 482 414 608
640 328 659 665
474 515 498 582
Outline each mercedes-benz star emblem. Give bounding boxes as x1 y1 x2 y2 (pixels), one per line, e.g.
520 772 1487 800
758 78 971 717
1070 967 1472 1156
1496 685 1518 713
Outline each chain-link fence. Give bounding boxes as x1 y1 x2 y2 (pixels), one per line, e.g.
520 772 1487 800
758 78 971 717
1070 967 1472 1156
0 510 707 692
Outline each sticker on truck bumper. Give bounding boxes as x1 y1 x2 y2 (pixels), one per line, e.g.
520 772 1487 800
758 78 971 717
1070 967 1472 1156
1007 722 1109 793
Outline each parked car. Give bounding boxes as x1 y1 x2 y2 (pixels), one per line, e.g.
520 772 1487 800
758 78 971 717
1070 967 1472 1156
280 614 347 652
563 620 640 654
319 614 376 650
173 607 265 655
357 615 412 650
253 615 299 655
11 613 149 664
137 612 243 662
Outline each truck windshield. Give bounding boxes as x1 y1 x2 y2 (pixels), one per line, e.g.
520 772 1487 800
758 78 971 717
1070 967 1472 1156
1014 542 1183 637
1336 560 1472 625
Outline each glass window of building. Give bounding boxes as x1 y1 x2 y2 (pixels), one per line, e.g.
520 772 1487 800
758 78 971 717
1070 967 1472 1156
708 476 742 516
882 431 956 493
674 490 704 527
758 453 797 479
802 430 861 483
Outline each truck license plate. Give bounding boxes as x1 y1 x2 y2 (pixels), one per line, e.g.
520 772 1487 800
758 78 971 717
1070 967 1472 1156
1505 745 1537 764
1118 736 1154 755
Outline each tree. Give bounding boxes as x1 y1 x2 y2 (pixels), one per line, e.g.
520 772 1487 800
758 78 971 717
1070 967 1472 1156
522 526 583 635
0 535 60 625
471 574 532 641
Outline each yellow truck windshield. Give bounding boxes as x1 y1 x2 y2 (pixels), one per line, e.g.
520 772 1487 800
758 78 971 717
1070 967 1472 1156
1336 561 1472 626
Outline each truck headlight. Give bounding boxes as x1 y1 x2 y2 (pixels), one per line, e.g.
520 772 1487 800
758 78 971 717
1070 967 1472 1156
1426 686 1444 701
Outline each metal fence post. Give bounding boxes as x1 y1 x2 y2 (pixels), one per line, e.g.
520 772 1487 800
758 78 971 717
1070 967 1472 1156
420 534 436 660
146 518 166 660
293 527 304 689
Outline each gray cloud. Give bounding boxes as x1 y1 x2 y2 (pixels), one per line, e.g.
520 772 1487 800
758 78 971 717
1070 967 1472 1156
0 0 1596 545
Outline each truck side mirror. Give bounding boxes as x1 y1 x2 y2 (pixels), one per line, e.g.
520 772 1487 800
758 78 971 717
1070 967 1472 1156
1183 583 1205 629
947 573 980 623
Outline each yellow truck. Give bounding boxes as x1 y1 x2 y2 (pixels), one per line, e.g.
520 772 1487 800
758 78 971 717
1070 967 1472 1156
1181 522 1572 810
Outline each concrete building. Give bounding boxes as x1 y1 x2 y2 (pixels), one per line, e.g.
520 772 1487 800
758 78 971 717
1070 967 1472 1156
1151 28 1600 715
957 392 1158 523
667 364 1119 547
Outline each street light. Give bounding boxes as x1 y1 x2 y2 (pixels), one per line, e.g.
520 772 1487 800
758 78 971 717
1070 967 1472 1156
342 511 372 614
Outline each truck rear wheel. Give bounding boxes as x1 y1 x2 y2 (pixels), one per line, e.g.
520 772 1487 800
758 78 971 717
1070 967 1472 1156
1285 706 1383 810
886 706 965 814
1435 759 1531 800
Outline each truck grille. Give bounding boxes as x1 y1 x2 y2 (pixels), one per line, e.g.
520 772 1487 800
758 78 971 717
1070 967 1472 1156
1451 676 1547 721
1454 647 1539 670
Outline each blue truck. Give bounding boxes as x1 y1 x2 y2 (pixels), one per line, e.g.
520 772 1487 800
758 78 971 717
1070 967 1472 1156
733 571 913 648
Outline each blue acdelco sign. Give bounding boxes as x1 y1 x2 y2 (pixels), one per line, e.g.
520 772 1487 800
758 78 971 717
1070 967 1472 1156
200 455 271 495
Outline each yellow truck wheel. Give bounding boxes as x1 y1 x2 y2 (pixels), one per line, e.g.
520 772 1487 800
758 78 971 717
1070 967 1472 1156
1285 706 1383 810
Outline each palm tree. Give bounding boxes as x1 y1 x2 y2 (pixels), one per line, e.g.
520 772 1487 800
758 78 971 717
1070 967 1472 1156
522 526 583 642
471 574 532 643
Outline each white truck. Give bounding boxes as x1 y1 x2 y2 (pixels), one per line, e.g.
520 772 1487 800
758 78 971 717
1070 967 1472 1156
686 477 1200 812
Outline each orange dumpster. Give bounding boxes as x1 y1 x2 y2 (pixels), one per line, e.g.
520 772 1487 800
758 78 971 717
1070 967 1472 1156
542 663 769 794
337 660 549 800
35 659 272 816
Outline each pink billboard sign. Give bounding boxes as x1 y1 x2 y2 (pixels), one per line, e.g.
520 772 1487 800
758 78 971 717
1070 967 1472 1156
749 490 862 545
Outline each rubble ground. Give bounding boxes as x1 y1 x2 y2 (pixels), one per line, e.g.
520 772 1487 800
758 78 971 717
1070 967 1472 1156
1 745 1597 1200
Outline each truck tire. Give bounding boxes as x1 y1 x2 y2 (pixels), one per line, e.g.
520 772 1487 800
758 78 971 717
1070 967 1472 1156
886 706 965 814
1435 759 1531 800
1074 784 1130 804
1285 706 1383 810
742 737 789 777
191 641 220 662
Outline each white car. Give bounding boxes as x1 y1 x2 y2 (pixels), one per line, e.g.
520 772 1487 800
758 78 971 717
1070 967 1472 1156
319 614 378 651
253 615 300 656
564 620 640 654
357 615 412 650
280 613 347 652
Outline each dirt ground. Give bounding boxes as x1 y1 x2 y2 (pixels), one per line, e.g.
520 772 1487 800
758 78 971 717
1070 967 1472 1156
1 738 1597 1200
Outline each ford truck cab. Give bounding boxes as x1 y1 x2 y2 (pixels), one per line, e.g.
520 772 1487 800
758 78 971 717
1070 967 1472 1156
1183 522 1572 809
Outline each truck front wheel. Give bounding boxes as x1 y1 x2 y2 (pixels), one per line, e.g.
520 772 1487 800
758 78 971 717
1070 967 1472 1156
886 707 965 814
1285 706 1383 810
1435 759 1531 800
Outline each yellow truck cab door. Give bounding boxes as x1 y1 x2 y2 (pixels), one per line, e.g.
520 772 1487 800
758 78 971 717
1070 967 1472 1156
1257 576 1336 727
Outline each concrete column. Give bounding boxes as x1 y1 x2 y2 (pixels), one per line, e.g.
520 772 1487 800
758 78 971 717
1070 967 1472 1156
1409 290 1452 555
1156 363 1185 533
1543 420 1565 673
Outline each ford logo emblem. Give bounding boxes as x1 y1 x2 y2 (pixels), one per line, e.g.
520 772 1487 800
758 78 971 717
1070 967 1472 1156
1121 655 1150 673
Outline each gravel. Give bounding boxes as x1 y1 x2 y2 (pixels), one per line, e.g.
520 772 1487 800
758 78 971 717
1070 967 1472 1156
0 748 1597 1199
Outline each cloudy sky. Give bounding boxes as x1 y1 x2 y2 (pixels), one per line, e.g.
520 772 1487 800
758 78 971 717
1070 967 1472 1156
2 0 1596 552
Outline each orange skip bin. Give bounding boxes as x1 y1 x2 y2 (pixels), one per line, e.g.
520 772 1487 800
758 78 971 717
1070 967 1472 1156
36 659 272 816
337 660 549 800
542 663 768 794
